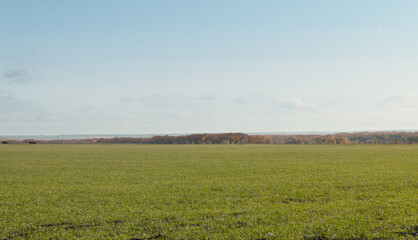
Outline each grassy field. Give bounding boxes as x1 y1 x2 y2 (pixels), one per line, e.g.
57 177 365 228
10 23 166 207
0 144 417 239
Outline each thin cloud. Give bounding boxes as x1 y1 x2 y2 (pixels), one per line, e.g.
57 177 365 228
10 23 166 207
0 55 12 63
235 94 250 104
120 93 181 106
169 110 191 119
196 92 221 101
355 25 386 35
377 94 417 108
121 93 221 106
120 95 141 102
0 91 51 122
2 66 38 84
274 98 317 110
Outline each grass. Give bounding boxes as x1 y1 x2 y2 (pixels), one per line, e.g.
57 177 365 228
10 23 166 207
0 144 417 239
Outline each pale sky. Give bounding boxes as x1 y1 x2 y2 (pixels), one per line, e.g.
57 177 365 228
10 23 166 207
1 1 418 135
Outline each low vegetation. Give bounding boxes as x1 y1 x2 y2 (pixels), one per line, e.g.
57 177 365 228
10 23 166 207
0 145 416 239
4 131 418 145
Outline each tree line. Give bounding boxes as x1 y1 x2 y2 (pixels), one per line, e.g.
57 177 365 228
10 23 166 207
5 131 418 144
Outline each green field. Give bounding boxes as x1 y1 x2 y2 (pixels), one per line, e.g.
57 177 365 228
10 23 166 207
0 145 417 239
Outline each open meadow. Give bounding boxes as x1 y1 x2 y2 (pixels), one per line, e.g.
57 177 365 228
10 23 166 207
0 144 417 239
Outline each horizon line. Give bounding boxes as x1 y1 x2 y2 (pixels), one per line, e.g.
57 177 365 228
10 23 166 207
2 129 418 140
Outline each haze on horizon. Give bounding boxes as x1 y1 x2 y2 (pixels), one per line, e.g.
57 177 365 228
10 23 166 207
1 1 417 135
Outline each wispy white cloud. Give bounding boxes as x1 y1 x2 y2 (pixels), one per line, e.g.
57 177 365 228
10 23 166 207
196 92 221 101
235 94 249 104
274 98 318 110
355 25 386 35
120 92 224 107
169 110 191 119
120 95 140 102
120 94 180 106
377 94 417 108
0 91 52 123
2 66 38 84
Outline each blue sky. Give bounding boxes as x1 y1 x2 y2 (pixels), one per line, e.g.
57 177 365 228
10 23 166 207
1 1 418 135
